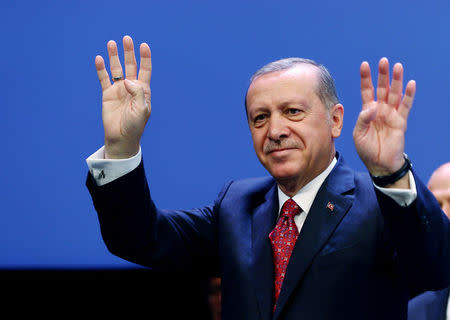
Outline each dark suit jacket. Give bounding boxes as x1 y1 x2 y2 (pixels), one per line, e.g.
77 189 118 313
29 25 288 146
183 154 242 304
408 288 449 320
86 154 450 320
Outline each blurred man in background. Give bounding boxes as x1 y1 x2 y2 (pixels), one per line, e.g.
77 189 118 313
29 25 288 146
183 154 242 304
408 162 450 320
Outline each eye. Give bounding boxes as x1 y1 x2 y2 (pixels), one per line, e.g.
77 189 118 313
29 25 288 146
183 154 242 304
287 108 301 114
253 113 267 124
285 108 305 120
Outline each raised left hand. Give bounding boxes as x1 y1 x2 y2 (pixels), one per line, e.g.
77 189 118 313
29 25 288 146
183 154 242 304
353 57 416 178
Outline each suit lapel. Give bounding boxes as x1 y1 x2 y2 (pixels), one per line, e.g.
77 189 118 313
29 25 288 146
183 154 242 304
273 157 355 319
251 182 279 320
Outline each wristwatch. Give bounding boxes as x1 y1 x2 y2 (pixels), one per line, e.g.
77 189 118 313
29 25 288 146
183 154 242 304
370 154 412 187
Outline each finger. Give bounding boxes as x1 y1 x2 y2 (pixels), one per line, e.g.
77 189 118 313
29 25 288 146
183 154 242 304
138 43 152 85
95 55 111 91
360 61 374 108
398 80 416 119
376 57 390 102
123 35 138 80
387 63 403 108
107 40 124 81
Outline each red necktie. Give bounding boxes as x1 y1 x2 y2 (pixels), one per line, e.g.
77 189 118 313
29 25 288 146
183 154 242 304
269 198 301 311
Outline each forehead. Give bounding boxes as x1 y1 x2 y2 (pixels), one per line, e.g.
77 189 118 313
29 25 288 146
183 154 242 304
246 65 320 107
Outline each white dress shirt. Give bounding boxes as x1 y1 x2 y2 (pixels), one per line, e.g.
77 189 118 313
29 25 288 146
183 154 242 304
277 158 337 234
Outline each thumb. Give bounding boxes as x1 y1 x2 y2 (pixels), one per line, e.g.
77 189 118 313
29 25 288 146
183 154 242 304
124 79 148 113
354 106 377 136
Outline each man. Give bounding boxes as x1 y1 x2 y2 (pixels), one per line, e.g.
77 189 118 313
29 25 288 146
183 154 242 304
408 162 450 320
427 163 450 220
86 35 449 319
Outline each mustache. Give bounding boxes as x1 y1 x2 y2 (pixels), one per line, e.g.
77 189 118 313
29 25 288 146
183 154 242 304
263 140 300 154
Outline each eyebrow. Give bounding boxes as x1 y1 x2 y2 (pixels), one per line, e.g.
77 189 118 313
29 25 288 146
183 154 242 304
279 100 310 109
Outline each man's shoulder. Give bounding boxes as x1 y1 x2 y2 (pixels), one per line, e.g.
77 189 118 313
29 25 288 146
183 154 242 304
226 176 276 194
214 176 277 211
326 153 373 193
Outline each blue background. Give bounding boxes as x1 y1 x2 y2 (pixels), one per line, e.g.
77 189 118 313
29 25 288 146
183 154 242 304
1 0 449 268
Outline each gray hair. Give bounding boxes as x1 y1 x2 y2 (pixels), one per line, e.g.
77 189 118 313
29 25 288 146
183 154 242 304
247 57 339 110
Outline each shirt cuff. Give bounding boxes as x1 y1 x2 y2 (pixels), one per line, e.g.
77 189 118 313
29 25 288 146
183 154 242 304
86 146 142 186
373 171 417 207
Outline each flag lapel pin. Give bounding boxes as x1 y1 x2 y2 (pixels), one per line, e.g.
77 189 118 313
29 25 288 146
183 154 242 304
326 202 334 212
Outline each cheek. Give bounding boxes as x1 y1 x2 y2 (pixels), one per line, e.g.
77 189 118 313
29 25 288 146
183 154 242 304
312 123 334 143
251 131 265 152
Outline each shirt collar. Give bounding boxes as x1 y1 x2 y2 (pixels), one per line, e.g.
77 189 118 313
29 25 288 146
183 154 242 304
277 157 337 214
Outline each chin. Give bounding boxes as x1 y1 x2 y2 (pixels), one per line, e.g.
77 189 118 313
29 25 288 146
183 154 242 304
267 165 301 182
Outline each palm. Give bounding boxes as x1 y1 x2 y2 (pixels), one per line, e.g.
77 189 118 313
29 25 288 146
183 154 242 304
101 80 151 143
95 36 152 159
353 58 416 176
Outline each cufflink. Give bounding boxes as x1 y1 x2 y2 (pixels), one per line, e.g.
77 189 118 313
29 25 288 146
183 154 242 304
98 170 105 179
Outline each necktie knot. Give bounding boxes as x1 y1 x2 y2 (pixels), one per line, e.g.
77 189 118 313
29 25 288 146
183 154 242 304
280 199 301 220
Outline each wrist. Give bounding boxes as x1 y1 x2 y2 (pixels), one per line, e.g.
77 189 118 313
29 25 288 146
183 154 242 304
370 154 412 187
104 142 140 159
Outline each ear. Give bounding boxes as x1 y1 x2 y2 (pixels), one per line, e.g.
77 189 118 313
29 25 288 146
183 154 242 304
330 103 344 138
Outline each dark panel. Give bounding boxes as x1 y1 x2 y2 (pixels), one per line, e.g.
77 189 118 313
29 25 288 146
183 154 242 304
0 269 212 319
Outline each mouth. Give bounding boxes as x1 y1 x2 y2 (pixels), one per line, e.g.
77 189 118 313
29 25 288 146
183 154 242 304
267 148 296 155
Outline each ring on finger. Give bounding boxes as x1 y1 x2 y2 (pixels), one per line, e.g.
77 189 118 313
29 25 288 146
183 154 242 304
112 76 123 81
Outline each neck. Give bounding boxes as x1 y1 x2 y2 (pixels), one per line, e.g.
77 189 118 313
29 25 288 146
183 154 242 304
277 180 305 198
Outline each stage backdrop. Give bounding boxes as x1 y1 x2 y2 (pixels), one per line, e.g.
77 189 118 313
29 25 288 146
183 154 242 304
1 0 449 268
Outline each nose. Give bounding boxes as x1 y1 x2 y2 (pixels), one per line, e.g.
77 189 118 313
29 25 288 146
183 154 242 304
267 114 289 141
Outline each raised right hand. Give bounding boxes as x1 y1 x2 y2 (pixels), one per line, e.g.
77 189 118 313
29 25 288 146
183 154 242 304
95 35 152 159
